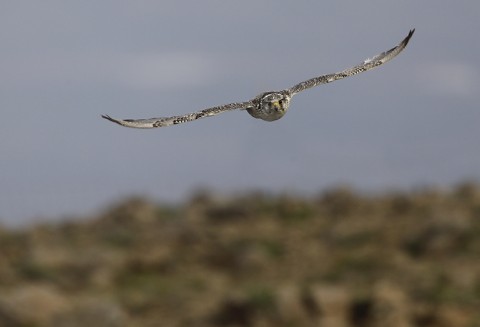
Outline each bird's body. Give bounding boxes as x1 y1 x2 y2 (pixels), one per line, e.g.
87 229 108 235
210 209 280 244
247 91 292 121
102 29 414 129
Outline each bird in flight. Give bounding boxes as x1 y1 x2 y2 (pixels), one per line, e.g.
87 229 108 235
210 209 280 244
102 29 414 129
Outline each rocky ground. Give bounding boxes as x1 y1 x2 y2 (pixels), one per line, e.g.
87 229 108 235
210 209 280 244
0 183 479 327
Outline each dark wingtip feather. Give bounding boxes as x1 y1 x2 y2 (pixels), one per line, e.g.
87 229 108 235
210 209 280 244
404 29 415 45
101 114 113 122
101 114 123 126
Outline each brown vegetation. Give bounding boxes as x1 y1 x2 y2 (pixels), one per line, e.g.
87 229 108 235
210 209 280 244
1 183 480 326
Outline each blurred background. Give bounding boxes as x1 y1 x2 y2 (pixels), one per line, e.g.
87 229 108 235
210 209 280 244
0 1 479 326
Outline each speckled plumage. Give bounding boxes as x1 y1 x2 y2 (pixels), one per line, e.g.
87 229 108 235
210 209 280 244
102 29 414 129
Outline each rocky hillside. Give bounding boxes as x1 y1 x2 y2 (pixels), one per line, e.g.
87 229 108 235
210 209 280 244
0 184 479 326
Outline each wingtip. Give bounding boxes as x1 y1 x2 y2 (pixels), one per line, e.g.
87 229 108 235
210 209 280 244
399 28 415 48
407 28 415 40
101 114 120 125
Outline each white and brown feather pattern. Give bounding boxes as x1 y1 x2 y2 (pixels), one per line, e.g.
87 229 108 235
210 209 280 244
101 101 254 128
102 29 414 129
288 29 415 95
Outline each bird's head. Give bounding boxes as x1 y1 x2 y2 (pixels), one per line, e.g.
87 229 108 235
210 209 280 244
253 91 291 121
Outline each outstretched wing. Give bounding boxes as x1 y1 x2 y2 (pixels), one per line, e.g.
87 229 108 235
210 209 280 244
102 100 254 128
288 29 415 95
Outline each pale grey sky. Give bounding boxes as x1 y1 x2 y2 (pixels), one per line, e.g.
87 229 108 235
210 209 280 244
1 1 479 225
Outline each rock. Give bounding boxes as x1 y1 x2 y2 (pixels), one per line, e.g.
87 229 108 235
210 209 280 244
51 298 127 327
371 281 410 327
310 284 349 327
0 284 68 326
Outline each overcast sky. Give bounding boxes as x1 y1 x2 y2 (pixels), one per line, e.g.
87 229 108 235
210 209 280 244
1 1 479 226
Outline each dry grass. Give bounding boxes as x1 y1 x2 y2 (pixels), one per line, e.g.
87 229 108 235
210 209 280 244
1 183 480 326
